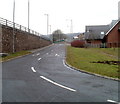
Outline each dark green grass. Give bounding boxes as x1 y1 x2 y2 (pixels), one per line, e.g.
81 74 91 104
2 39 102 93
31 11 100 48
0 51 31 62
66 46 119 79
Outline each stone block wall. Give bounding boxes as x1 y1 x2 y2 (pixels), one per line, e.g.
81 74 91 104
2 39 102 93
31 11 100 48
0 25 51 53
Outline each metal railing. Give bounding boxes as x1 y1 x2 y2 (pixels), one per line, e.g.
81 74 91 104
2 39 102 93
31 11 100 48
0 17 42 37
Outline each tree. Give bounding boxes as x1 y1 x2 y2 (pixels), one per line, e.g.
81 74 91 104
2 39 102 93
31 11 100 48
52 29 66 42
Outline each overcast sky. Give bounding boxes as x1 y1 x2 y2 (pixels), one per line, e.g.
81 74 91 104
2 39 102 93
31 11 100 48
0 0 119 35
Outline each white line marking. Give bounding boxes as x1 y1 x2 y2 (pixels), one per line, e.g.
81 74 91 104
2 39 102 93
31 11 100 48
32 54 35 56
37 53 40 56
107 99 120 104
46 53 49 55
31 67 36 73
55 54 59 56
63 60 72 70
38 58 42 61
40 76 76 92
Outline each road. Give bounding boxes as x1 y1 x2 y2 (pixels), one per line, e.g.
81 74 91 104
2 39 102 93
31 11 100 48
2 43 119 103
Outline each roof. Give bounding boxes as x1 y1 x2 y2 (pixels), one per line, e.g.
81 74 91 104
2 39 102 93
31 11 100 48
105 20 120 36
85 25 110 40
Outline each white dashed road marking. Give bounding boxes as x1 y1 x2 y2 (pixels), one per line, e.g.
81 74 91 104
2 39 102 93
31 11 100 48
55 54 60 56
32 54 35 56
31 67 36 73
107 99 120 104
38 58 42 61
37 53 40 56
40 76 76 92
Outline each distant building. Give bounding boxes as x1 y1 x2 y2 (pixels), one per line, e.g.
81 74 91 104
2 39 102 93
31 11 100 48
77 33 85 40
85 25 110 44
103 20 120 48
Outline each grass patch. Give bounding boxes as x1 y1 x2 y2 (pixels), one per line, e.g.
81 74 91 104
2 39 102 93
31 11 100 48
66 46 119 79
0 51 31 62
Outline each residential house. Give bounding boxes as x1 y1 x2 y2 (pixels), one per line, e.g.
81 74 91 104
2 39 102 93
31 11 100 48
85 25 110 45
77 33 85 40
103 20 120 48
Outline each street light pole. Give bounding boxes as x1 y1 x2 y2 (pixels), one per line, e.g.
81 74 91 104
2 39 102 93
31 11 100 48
44 14 49 35
13 0 15 53
66 19 73 33
49 25 51 34
28 0 30 32
70 19 73 33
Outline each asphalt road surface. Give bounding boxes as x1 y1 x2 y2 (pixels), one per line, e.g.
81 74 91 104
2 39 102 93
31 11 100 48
2 43 119 103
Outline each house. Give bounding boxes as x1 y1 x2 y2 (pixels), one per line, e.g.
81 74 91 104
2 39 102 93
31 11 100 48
103 20 120 48
77 33 85 40
85 25 110 45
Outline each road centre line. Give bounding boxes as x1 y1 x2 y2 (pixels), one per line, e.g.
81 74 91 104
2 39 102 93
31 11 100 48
107 99 120 104
31 67 36 73
40 76 76 92
37 53 40 56
55 54 60 56
38 58 42 61
32 54 35 56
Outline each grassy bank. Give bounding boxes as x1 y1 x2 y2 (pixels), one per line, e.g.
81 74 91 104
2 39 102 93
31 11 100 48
66 46 119 79
0 51 31 62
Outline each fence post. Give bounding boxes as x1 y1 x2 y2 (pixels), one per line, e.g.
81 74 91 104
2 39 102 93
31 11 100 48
6 20 7 26
20 25 21 31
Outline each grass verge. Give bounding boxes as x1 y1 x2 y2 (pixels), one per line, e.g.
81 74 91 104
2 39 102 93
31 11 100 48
66 46 119 79
0 51 31 62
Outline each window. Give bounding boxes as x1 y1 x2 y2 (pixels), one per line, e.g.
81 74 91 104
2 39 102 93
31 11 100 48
101 32 104 35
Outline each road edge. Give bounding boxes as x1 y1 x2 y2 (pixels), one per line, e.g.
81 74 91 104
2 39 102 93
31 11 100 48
64 58 120 81
1 44 54 63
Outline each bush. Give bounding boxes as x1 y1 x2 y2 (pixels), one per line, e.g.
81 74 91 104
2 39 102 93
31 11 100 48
71 40 85 48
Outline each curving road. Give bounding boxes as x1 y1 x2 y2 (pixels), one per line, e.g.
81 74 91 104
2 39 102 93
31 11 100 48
2 43 119 103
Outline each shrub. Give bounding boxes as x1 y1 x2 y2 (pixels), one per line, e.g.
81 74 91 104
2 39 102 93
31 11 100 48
71 40 85 48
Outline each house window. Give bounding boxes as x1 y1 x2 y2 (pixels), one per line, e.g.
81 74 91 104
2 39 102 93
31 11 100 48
101 32 104 35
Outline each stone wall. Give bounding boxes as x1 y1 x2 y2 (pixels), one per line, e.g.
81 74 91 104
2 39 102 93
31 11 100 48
0 24 2 53
0 25 51 53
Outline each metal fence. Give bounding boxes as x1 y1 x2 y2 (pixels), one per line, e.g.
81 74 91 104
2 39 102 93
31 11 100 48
0 17 42 37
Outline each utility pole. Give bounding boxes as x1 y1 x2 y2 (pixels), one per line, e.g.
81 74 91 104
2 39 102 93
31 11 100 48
118 1 120 20
13 0 15 53
70 19 73 33
66 19 73 33
28 0 30 32
44 14 49 35
49 25 51 34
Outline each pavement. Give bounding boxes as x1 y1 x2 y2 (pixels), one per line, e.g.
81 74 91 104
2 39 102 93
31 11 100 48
2 43 119 103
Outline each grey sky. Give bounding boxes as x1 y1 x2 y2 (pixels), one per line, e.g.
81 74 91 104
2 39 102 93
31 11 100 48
0 0 119 35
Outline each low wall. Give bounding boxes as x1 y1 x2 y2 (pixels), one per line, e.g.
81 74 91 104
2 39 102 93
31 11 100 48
0 25 51 53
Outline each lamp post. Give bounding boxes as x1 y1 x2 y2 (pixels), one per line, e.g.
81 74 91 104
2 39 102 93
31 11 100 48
13 0 15 53
28 0 30 32
44 14 49 35
66 19 73 33
70 19 73 33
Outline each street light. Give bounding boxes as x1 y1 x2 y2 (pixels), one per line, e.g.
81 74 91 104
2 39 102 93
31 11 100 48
28 0 30 32
66 19 73 33
44 14 49 35
49 25 51 34
13 0 15 53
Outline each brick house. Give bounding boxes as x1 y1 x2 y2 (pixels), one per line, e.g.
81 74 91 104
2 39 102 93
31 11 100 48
85 25 110 45
103 20 120 48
